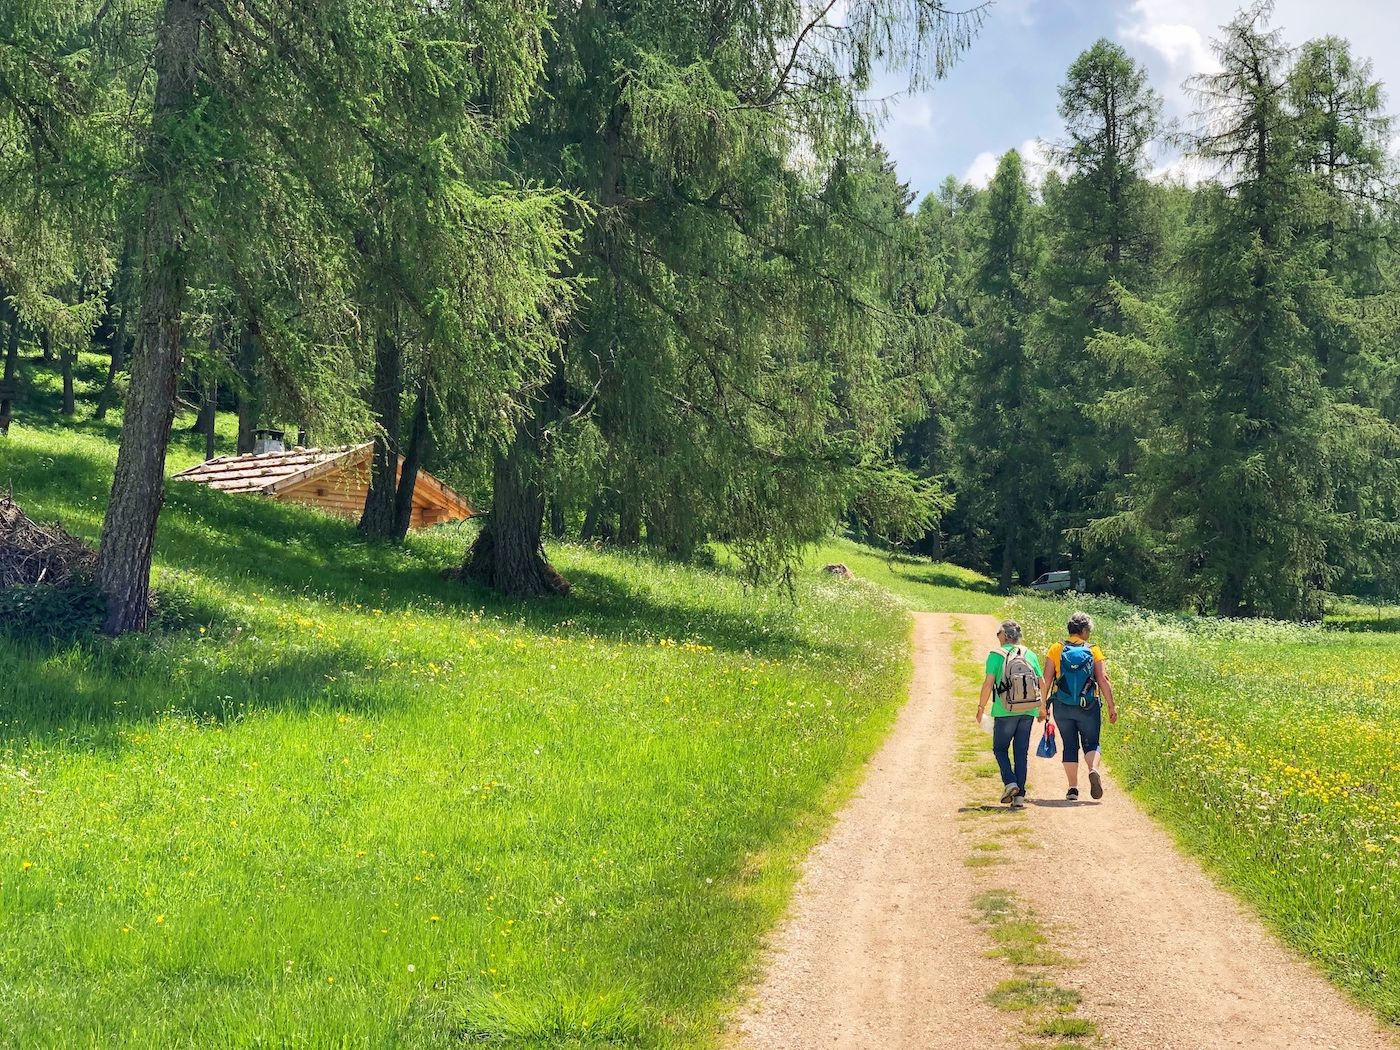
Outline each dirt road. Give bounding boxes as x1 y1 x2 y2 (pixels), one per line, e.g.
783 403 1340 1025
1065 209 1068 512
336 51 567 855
732 612 1399 1050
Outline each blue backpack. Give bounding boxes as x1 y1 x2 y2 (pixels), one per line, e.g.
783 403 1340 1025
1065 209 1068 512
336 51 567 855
1054 641 1098 708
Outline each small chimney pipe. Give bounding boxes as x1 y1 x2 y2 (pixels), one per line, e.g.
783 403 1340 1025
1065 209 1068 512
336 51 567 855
252 428 286 455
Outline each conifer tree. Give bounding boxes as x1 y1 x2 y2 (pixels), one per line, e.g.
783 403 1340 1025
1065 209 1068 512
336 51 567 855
1092 3 1399 617
465 0 988 595
1038 39 1165 594
5 1 578 632
953 149 1043 592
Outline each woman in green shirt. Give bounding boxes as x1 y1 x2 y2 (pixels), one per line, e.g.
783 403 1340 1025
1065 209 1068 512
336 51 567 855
975 620 1044 806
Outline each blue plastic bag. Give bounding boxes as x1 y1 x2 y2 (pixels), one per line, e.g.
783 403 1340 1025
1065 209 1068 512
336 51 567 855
1036 723 1057 759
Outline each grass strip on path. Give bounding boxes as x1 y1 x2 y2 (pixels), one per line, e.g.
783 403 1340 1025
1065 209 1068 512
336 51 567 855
947 621 1099 1047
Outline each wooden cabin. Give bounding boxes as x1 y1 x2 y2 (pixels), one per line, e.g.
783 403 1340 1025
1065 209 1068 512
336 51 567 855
172 442 474 529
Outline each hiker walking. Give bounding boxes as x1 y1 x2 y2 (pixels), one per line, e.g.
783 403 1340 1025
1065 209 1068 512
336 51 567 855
1039 611 1117 801
976 620 1044 807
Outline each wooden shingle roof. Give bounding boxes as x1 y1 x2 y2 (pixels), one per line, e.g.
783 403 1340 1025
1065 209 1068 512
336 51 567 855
173 445 364 494
172 444 475 527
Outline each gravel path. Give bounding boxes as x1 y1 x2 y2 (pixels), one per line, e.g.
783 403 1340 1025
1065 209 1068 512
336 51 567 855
732 611 1399 1050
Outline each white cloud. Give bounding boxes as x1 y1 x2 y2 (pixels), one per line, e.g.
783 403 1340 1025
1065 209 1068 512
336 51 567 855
1116 0 1400 184
962 138 1061 189
1019 138 1061 185
963 150 999 187
1118 0 1224 138
890 96 937 133
883 1 1400 199
1149 153 1212 186
1126 18 1214 72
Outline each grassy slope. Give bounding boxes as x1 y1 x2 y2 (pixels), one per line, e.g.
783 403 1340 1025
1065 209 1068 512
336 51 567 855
1 375 913 1048
7 353 1397 1038
808 538 1006 615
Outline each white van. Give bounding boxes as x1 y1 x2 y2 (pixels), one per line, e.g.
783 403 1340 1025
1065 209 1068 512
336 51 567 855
1030 570 1077 593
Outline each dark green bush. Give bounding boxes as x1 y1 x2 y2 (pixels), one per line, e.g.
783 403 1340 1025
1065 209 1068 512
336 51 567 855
0 579 105 643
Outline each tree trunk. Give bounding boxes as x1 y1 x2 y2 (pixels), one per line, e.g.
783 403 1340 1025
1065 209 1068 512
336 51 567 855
95 289 128 421
0 306 19 436
921 529 944 561
60 342 76 416
1216 569 1247 619
235 319 260 454
198 377 217 460
548 495 566 539
580 497 615 543
464 419 570 597
580 499 601 542
95 237 134 422
359 326 403 537
999 531 1014 594
390 372 430 541
192 315 221 452
617 494 641 546
95 0 203 636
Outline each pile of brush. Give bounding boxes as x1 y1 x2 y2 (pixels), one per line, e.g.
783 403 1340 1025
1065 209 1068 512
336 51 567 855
0 493 97 591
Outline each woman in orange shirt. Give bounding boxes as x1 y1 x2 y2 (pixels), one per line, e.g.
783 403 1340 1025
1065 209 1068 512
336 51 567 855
1039 611 1118 802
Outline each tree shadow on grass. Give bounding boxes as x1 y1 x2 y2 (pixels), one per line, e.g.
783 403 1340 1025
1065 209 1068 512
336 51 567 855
0 636 393 753
476 565 839 661
888 561 999 595
1324 615 1400 634
5 422 862 757
1 445 117 538
0 350 130 442
150 487 841 662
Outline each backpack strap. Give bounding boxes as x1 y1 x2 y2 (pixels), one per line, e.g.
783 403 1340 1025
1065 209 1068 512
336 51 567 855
1051 640 1071 690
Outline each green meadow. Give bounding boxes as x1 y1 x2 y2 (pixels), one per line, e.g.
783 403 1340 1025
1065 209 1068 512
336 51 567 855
807 538 1005 615
2 404 912 1048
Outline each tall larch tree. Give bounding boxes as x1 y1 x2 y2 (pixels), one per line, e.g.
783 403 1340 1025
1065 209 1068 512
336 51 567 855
1094 2 1398 617
67 1 574 632
464 0 989 595
954 149 1043 592
1289 35 1400 592
1039 38 1165 595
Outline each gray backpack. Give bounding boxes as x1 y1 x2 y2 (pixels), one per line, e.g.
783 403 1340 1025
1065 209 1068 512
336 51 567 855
996 645 1042 713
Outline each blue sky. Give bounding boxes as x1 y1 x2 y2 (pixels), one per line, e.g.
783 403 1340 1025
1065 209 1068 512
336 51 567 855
873 0 1400 198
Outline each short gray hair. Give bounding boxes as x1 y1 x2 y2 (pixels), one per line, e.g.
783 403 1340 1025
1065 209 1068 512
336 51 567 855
1067 611 1093 636
999 619 1023 644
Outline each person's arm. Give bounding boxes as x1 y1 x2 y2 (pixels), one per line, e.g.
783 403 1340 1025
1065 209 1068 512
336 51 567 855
1095 659 1117 723
976 673 996 725
1037 649 1054 720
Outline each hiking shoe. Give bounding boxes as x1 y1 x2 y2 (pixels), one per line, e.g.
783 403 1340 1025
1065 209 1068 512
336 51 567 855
1089 769 1104 800
1066 787 1080 802
1010 794 1026 808
1001 783 1021 805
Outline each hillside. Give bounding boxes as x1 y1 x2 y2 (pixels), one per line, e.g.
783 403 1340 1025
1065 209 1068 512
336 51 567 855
2 415 918 1049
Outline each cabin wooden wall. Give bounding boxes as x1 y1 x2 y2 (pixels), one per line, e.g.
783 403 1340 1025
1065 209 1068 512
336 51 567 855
275 458 461 529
